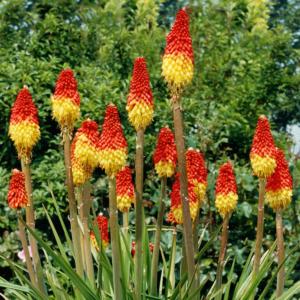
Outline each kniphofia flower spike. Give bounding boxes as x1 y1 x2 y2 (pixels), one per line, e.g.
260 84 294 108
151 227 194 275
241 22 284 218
98 104 128 176
90 215 109 251
153 127 177 178
250 115 277 178
215 162 238 218
162 8 194 92
266 149 293 211
51 69 80 131
116 166 135 212
9 87 40 163
8 169 28 209
127 57 154 131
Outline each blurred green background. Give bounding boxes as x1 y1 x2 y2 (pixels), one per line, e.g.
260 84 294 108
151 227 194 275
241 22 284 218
0 0 299 293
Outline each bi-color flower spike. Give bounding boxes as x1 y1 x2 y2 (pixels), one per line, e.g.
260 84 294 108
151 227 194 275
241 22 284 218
90 215 109 251
167 173 198 225
266 149 293 211
98 104 128 176
116 166 135 212
162 8 194 91
250 115 277 178
8 87 40 162
51 69 80 130
186 148 207 205
126 57 154 131
7 169 28 209
215 162 238 218
153 127 177 178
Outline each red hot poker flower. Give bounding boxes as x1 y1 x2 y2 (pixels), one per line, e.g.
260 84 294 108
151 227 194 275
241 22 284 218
266 149 293 211
126 57 154 131
8 87 40 162
167 173 198 225
90 214 110 251
131 241 154 257
215 162 238 218
51 69 80 130
98 104 128 176
153 127 177 178
7 169 28 209
250 115 277 178
186 148 207 205
116 166 135 212
162 9 194 91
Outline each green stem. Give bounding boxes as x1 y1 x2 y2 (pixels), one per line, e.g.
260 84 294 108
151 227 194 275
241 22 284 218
135 129 145 299
109 176 122 300
62 129 84 277
17 212 36 287
276 210 285 297
172 94 196 297
150 176 167 296
21 159 46 295
253 178 266 274
216 214 230 299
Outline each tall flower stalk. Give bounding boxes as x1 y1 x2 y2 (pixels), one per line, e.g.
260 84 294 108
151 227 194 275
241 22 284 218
98 104 128 299
8 169 36 287
250 115 276 274
162 8 196 290
8 87 45 293
126 57 154 298
215 162 238 296
265 148 293 297
151 127 177 295
51 69 83 277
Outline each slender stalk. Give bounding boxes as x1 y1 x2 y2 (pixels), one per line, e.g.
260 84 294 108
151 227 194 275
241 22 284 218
171 93 196 294
169 228 177 291
21 159 45 294
134 129 145 299
216 214 230 298
109 176 122 300
82 183 94 285
17 213 36 287
150 176 167 296
123 212 129 236
62 129 84 277
276 210 285 297
77 187 85 272
253 178 266 274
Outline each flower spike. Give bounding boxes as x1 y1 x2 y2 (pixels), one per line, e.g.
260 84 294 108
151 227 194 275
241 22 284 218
162 8 194 92
98 104 128 176
186 148 207 205
9 87 40 163
266 149 292 211
7 169 28 209
215 162 238 218
116 166 135 212
153 127 177 178
127 57 154 131
250 115 277 178
51 69 80 131
167 173 198 225
90 214 109 251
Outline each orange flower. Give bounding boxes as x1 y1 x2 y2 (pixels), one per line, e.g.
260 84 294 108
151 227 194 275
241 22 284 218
116 166 135 212
51 69 80 130
153 127 177 178
7 169 28 209
167 173 198 224
250 115 277 178
98 104 128 176
215 162 238 218
186 148 207 205
71 119 101 185
162 8 194 91
266 149 293 211
126 57 154 130
8 87 40 162
90 215 109 251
